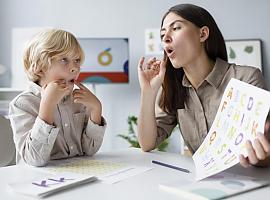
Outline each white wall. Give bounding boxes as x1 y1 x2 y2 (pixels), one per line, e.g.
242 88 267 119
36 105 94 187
1 0 270 151
0 0 10 86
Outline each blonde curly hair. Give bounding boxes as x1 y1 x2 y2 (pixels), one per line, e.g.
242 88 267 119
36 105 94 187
23 28 84 82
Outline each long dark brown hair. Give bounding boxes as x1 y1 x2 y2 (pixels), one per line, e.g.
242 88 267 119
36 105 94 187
159 4 228 113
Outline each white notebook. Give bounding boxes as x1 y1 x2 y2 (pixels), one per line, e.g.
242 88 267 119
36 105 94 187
159 172 270 200
8 172 97 198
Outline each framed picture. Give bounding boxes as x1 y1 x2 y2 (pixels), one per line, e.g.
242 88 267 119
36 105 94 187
145 29 163 55
225 39 262 71
77 38 129 84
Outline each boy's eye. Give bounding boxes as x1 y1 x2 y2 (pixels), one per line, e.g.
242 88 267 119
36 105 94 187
74 58 81 63
61 58 69 63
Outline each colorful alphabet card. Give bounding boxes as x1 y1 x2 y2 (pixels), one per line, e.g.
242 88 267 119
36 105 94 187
193 78 270 181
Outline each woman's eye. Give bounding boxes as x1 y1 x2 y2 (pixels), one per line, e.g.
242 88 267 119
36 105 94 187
160 30 165 39
173 26 181 31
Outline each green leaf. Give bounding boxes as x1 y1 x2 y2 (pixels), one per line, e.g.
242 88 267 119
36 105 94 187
244 46 253 53
157 139 169 151
117 134 140 148
229 47 236 59
118 115 169 151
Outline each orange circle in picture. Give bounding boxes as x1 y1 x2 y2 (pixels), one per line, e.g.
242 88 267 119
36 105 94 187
98 48 112 66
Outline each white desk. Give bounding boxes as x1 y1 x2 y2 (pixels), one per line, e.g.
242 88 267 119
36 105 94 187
0 148 269 200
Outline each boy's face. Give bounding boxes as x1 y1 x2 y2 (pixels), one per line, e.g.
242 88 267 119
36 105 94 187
40 53 81 92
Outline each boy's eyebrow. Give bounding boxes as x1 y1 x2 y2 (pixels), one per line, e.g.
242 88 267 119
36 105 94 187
160 19 184 32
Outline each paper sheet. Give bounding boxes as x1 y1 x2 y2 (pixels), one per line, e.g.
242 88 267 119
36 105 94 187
193 78 270 180
37 157 152 184
159 172 270 199
8 173 97 198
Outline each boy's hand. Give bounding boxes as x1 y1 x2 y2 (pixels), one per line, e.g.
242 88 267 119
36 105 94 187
73 81 102 125
41 80 70 106
39 80 70 124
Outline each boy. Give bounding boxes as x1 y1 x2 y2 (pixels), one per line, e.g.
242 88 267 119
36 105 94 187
9 29 106 166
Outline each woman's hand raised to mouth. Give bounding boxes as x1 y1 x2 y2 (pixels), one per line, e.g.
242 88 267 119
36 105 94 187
137 57 167 96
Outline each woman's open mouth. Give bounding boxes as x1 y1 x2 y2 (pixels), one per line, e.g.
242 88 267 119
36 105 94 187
165 47 175 58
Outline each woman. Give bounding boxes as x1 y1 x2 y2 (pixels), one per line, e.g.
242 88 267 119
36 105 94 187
137 4 270 167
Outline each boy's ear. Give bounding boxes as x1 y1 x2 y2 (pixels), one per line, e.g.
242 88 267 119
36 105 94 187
36 70 44 79
199 26 209 42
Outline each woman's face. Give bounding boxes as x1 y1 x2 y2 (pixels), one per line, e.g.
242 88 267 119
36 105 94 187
161 12 204 68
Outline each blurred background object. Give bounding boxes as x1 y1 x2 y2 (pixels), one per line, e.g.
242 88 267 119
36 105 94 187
0 115 16 167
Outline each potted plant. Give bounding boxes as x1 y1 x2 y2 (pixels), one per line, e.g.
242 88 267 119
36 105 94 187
118 115 168 151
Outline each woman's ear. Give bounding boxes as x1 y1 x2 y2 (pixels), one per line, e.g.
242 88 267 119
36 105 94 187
199 26 209 42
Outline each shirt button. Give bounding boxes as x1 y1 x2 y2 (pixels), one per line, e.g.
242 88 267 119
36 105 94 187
64 123 69 127
70 146 73 150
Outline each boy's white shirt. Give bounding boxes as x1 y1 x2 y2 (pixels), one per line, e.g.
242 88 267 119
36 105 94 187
9 81 106 166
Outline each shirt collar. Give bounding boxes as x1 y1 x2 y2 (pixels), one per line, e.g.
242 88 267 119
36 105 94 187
28 81 42 97
182 58 229 89
182 74 192 87
206 58 230 88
